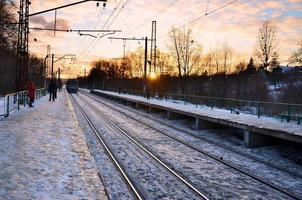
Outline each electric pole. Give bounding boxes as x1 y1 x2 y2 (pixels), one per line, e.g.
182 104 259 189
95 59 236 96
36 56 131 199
144 37 148 80
150 21 157 74
51 54 54 79
58 68 61 80
46 45 51 78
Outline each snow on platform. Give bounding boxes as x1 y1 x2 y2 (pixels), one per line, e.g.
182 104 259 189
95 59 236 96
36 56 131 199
0 97 5 116
92 90 302 143
0 90 107 200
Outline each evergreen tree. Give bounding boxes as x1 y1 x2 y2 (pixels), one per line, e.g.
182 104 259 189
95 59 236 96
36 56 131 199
270 51 280 71
247 57 255 71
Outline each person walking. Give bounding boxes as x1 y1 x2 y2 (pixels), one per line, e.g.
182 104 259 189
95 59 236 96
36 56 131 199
48 79 57 101
54 80 58 99
58 78 63 92
28 81 36 107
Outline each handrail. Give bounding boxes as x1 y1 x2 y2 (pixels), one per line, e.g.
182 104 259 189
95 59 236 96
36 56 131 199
0 88 47 118
4 88 46 97
103 88 302 124
113 88 302 107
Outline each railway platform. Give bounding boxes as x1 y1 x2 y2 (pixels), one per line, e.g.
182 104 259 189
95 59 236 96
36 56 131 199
91 89 302 148
0 90 107 200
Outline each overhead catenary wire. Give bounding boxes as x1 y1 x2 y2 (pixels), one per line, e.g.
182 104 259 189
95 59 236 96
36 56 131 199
78 0 124 58
78 0 240 62
105 0 130 29
93 0 130 47
79 0 131 59
126 0 180 34
159 0 240 39
78 5 105 55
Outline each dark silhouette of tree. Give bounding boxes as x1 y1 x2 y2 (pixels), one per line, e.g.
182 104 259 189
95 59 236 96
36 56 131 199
0 0 17 94
270 51 280 71
256 20 278 70
247 57 255 72
0 0 17 49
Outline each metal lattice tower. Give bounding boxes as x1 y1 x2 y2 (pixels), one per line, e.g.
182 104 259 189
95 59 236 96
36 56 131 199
16 0 30 91
150 21 157 74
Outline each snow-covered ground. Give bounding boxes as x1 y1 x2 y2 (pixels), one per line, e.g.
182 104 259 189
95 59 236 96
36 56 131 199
93 90 302 137
77 92 300 199
0 90 107 200
73 94 203 200
0 97 4 116
80 92 302 196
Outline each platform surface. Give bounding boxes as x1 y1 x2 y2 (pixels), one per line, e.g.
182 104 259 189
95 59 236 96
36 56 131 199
0 90 107 200
92 89 302 143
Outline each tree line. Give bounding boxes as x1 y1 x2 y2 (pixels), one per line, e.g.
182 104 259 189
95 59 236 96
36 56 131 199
80 20 302 103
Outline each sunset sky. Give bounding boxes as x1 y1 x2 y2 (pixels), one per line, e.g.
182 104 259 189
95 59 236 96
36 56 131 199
27 0 302 77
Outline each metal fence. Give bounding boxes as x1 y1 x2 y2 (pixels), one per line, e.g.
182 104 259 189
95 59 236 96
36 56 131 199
0 88 47 118
106 88 302 125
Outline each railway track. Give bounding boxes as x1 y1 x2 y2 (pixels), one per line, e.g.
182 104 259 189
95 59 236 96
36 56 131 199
71 94 143 200
79 90 302 200
72 94 210 200
85 89 302 179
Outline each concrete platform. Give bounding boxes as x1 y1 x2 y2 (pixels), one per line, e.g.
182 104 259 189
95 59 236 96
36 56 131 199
91 89 302 148
0 90 107 200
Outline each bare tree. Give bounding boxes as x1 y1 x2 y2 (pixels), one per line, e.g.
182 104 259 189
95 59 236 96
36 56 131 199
289 40 302 66
0 0 17 48
256 20 278 70
156 50 175 75
0 0 18 94
222 42 233 74
127 47 144 77
167 27 202 93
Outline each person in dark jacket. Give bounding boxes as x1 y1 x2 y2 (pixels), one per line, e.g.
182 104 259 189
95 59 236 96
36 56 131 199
48 79 57 101
28 81 35 107
54 80 58 99
58 78 63 92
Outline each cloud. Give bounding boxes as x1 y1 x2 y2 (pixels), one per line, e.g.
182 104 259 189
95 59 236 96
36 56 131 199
30 16 70 29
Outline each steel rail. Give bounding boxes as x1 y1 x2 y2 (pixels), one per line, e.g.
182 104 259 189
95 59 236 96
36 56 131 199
86 90 302 179
76 93 210 200
80 91 302 200
70 94 143 200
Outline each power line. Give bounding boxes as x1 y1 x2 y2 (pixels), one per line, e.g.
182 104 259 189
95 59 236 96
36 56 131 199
78 0 123 58
79 0 130 59
29 27 120 32
78 5 105 55
106 0 130 29
126 0 179 34
159 0 240 38
90 0 131 54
